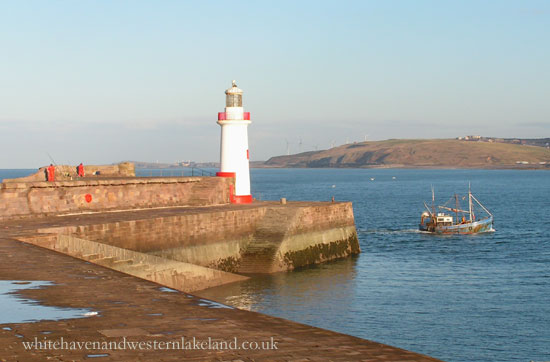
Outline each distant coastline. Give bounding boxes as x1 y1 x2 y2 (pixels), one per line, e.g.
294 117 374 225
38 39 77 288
124 137 550 171
261 138 550 170
253 164 550 170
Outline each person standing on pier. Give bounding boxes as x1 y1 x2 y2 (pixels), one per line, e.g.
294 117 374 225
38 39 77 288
77 163 84 177
46 164 55 182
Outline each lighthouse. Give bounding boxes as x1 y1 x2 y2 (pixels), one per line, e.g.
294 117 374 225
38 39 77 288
216 80 252 204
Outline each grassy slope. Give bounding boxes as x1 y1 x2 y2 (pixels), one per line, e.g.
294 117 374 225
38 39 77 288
264 139 550 168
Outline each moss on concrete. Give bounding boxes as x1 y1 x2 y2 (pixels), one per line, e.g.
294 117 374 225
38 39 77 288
349 232 361 254
283 232 360 269
213 256 241 273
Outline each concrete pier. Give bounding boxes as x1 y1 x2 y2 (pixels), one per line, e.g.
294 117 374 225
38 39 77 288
10 200 358 289
1 172 360 278
0 232 442 361
26 201 358 274
0 171 442 360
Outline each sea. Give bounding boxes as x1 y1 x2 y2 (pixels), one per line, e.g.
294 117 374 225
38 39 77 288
2 168 549 362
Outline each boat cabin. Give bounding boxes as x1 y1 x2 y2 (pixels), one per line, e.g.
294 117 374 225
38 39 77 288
436 213 453 226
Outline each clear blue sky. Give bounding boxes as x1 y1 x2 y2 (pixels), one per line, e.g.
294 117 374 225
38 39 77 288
1 0 548 168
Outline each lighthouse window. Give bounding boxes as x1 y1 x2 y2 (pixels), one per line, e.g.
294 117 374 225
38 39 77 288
226 94 242 107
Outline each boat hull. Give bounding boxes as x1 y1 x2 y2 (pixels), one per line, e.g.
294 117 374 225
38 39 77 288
419 216 493 235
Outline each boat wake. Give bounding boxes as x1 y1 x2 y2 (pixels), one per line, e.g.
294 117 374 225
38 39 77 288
359 228 424 235
359 228 495 236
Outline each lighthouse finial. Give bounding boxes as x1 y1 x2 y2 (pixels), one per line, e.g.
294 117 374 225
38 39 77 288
232 80 237 87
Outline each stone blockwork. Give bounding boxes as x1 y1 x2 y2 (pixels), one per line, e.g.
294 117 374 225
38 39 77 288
40 207 266 260
36 202 360 274
18 233 248 292
238 202 359 273
0 177 233 220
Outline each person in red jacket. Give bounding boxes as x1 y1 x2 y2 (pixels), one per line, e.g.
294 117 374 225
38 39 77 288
77 163 84 177
46 164 55 182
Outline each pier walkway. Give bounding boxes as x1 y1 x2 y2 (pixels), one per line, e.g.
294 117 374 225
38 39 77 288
0 207 443 361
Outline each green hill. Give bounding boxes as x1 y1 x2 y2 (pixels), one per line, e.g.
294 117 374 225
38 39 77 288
264 139 550 169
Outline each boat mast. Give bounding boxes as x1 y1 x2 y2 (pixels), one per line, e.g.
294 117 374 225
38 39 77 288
431 185 435 215
469 182 473 222
455 194 459 224
431 185 436 227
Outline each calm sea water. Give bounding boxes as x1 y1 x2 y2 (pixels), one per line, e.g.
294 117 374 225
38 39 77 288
2 168 549 361
200 168 550 362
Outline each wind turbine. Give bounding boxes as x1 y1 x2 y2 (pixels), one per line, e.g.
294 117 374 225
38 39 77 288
285 138 291 155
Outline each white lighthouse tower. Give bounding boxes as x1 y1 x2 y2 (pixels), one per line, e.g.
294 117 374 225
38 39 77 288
216 80 252 204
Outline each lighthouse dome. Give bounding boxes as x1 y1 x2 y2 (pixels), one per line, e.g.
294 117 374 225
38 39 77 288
225 80 243 95
225 80 243 107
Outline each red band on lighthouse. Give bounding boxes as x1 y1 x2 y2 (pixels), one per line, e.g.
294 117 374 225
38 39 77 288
227 185 252 204
216 172 236 178
232 195 253 204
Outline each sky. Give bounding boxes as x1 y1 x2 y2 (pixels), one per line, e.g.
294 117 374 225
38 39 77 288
0 0 549 168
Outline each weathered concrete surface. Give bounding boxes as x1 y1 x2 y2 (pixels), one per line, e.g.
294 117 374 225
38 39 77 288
0 176 233 220
0 235 443 361
238 203 359 273
27 201 359 274
17 234 248 292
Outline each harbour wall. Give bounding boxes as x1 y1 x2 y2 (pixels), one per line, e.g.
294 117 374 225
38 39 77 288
3 166 359 279
35 201 359 274
0 177 233 220
2 162 135 182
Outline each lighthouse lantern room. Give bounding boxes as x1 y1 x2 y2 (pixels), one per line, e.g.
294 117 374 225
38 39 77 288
216 81 252 204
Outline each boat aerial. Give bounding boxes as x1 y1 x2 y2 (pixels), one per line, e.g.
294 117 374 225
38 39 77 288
419 184 494 234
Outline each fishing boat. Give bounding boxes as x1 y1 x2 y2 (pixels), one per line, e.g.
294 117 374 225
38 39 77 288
419 185 494 234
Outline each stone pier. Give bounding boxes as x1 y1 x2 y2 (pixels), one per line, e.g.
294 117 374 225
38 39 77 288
1 170 360 281
0 169 444 361
0 229 442 362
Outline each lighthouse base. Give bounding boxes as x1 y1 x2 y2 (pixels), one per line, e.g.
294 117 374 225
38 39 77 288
216 172 253 204
232 194 253 204
229 185 252 204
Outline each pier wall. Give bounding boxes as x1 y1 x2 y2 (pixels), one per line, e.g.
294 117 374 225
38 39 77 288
35 201 360 274
2 162 135 183
2 165 359 274
0 177 233 220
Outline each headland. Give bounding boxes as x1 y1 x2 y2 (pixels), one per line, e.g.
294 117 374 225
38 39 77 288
263 138 550 169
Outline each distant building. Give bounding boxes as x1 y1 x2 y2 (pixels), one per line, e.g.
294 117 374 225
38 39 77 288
460 135 482 141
